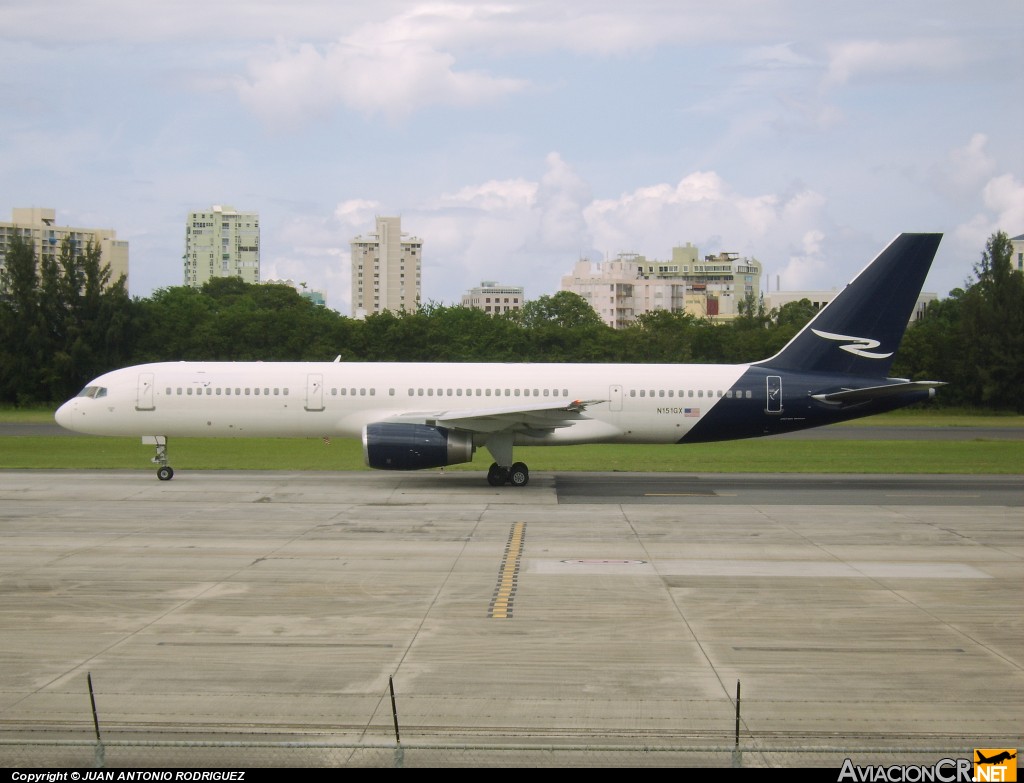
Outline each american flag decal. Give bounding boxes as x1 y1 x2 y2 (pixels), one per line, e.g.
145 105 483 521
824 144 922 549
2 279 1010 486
684 408 700 417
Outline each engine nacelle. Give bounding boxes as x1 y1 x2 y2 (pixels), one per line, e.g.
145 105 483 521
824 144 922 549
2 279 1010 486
363 423 475 470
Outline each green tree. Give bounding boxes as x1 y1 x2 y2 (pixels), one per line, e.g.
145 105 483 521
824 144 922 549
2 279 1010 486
626 309 699 362
723 292 773 361
0 235 133 404
515 291 605 330
0 235 45 403
958 231 1024 410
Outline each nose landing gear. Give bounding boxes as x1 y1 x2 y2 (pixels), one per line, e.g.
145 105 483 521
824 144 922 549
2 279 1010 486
146 436 174 480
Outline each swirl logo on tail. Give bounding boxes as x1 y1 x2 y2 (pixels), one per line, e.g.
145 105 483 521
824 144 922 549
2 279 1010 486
811 329 893 359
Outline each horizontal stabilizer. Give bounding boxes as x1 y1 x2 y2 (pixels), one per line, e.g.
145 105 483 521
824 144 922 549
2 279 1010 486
811 381 946 405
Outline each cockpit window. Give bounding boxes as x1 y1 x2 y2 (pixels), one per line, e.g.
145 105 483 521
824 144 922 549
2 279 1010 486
76 386 108 399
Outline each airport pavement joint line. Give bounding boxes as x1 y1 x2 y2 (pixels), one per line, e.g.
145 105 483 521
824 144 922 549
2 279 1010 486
489 522 525 619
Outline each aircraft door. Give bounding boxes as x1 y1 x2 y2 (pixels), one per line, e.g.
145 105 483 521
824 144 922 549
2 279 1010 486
136 372 155 411
766 375 782 415
305 373 325 412
609 384 623 412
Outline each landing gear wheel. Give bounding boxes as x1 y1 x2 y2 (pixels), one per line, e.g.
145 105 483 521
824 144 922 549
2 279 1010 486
487 462 508 487
157 465 174 481
508 462 529 487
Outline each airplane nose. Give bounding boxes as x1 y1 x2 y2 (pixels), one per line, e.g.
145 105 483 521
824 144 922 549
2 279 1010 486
54 400 76 430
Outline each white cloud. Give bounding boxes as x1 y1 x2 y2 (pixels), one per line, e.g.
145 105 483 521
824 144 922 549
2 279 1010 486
583 171 828 285
982 174 1024 232
235 13 528 127
823 37 967 88
929 133 998 200
775 230 828 291
334 199 385 228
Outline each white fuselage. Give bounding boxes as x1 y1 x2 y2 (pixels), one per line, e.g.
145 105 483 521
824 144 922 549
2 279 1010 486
54 361 750 446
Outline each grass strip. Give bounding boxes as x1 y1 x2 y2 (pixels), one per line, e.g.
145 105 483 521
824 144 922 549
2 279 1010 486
1 435 1021 474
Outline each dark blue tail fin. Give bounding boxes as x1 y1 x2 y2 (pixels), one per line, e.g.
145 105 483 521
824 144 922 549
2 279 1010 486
755 233 942 377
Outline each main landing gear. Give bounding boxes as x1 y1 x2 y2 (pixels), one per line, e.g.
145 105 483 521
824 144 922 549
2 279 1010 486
484 432 529 487
487 462 529 487
147 436 174 481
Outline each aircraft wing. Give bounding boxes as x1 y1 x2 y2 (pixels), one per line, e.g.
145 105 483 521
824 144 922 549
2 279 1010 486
811 380 946 405
382 398 606 435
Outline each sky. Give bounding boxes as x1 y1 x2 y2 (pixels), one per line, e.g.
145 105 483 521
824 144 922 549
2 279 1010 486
2 1 1022 315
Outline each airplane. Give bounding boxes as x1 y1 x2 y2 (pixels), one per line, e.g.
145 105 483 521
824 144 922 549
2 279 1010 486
55 232 945 486
976 751 1017 765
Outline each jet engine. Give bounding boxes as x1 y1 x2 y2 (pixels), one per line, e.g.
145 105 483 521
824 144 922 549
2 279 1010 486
362 422 475 470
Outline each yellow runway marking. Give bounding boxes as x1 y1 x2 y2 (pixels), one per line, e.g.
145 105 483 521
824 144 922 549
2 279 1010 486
489 521 525 619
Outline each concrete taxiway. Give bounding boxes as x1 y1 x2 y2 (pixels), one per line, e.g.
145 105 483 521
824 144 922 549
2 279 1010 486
0 469 1020 762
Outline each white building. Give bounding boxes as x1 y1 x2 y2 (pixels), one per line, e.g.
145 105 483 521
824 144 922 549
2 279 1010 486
1011 233 1024 273
350 216 422 319
461 281 524 315
562 244 763 328
0 207 129 289
184 205 260 288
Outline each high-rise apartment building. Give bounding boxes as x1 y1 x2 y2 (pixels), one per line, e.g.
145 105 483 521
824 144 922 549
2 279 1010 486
0 207 129 289
184 205 260 288
350 216 421 318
